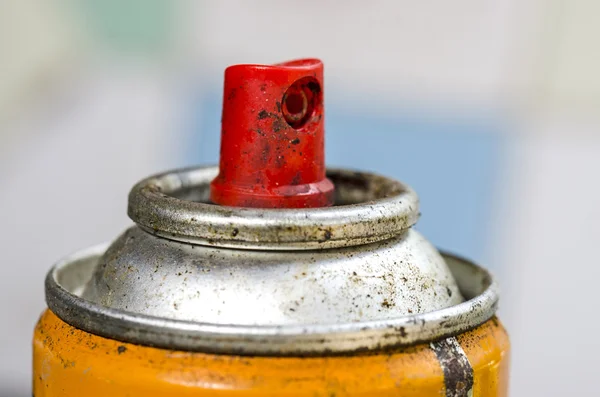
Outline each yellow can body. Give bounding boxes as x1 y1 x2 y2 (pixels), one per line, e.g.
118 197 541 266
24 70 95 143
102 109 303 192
33 309 509 396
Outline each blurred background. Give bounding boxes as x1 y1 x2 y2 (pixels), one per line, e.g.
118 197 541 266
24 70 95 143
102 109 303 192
1 0 599 395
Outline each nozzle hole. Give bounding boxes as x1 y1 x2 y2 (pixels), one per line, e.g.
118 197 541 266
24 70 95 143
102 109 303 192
282 78 321 129
284 92 307 118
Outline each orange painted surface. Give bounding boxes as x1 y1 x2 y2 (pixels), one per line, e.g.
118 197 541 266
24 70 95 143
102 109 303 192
33 310 509 396
458 318 511 397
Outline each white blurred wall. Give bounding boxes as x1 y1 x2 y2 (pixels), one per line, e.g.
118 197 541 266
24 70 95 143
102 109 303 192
195 1 520 110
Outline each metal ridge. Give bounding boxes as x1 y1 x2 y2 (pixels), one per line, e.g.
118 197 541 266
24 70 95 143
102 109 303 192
46 244 499 356
127 166 420 250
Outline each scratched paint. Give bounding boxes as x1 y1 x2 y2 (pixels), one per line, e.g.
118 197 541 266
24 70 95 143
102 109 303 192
33 310 509 396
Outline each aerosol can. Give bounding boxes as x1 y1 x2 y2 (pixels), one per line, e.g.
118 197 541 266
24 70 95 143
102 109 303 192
33 59 509 396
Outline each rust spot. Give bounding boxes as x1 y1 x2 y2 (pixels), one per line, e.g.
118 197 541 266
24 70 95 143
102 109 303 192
276 155 285 167
258 110 269 120
291 172 302 186
261 143 271 162
117 345 127 354
272 118 287 132
227 88 236 100
290 138 300 145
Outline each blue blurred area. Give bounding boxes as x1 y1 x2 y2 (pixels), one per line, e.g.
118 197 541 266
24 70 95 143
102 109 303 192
188 93 505 265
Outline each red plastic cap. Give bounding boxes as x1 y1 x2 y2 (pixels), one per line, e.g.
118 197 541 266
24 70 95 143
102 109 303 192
210 58 334 208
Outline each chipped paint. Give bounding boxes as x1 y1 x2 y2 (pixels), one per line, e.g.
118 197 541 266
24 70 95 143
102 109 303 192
431 337 474 397
33 310 509 396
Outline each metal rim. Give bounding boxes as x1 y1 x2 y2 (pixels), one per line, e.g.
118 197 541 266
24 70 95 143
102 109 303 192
127 166 419 250
46 244 499 356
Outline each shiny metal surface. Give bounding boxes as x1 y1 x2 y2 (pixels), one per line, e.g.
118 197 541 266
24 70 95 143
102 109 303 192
82 166 462 327
81 226 462 325
128 166 419 249
47 244 498 356
44 165 499 356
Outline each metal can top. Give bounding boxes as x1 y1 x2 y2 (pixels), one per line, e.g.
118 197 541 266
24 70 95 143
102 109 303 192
45 165 499 356
128 166 419 249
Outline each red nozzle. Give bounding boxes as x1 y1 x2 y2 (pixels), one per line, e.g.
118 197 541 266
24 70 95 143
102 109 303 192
210 58 334 208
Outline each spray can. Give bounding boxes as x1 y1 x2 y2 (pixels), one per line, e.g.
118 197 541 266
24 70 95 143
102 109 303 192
33 59 509 396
